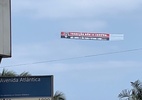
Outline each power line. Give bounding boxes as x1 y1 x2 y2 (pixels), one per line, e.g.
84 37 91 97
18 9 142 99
0 47 142 68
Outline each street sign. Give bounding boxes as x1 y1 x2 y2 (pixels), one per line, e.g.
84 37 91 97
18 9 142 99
0 97 52 100
0 76 53 100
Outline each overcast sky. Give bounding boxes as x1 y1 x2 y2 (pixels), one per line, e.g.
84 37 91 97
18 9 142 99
1 0 142 100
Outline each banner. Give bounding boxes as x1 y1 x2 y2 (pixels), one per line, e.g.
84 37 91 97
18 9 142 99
61 32 110 41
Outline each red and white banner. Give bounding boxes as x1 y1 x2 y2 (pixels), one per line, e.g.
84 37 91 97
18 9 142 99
61 32 110 41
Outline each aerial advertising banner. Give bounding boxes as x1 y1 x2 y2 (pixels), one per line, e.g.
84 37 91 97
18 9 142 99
61 32 110 40
61 32 124 41
0 76 53 100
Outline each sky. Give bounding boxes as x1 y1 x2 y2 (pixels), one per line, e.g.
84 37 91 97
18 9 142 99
1 0 142 100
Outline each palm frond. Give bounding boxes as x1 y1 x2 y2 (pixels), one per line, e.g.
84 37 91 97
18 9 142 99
131 80 142 91
119 80 142 100
53 91 66 100
0 69 17 77
0 69 30 77
19 72 31 76
118 89 131 99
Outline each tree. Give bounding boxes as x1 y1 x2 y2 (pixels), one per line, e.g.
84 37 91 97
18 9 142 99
118 80 142 100
53 91 66 100
0 69 31 76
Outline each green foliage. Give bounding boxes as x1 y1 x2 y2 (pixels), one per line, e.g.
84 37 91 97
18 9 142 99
19 71 31 76
0 69 17 76
53 91 66 100
118 80 142 100
0 69 30 77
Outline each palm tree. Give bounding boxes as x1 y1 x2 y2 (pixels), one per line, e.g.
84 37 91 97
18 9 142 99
53 91 66 100
118 80 142 100
0 69 31 76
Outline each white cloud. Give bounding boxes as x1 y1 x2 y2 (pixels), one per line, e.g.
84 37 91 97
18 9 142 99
12 0 142 19
11 0 142 31
59 20 107 31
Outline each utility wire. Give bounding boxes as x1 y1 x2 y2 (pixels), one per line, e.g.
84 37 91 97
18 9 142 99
0 47 142 68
